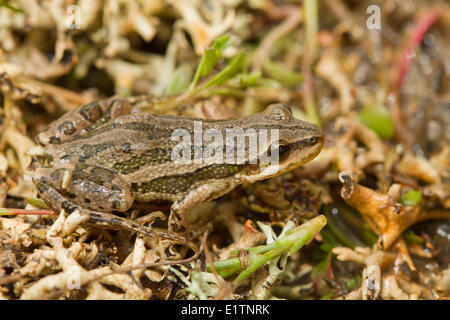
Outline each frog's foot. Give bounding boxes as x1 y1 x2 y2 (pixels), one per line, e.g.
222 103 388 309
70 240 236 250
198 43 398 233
168 184 214 235
37 97 132 146
86 211 198 253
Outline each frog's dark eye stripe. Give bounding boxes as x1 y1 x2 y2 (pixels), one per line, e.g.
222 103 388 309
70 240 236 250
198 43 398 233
276 143 291 162
268 140 291 162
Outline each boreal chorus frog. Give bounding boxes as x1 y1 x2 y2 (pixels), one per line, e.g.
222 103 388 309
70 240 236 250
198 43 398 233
32 96 324 241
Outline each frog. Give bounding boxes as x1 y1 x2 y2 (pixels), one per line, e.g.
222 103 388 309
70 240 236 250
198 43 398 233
31 96 324 243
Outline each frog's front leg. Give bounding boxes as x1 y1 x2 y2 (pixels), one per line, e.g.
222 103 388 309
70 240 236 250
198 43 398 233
169 181 233 234
169 185 213 234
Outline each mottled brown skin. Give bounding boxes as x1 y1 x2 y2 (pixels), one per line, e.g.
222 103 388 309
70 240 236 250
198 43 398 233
33 97 324 238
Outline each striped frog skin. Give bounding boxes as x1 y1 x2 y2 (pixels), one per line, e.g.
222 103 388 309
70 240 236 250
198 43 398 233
32 97 324 235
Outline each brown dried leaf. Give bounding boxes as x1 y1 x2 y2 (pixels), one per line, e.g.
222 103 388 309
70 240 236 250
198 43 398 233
338 171 449 249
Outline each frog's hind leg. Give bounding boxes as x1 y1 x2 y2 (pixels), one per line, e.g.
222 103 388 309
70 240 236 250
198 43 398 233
33 168 195 249
33 164 137 232
34 164 134 213
37 97 132 146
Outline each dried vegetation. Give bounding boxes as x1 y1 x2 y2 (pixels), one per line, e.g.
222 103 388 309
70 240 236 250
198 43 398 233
0 0 449 300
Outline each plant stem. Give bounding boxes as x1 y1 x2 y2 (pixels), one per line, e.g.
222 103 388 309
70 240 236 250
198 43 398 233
207 215 327 282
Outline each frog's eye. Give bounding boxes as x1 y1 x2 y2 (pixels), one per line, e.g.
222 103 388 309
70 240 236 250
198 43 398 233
269 140 291 162
264 104 293 121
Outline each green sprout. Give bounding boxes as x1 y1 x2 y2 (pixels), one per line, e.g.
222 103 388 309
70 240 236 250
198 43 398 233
262 59 303 88
400 190 423 206
346 274 362 290
0 1 23 13
403 229 423 244
239 71 262 88
190 35 232 89
359 104 395 139
157 35 246 111
26 197 49 209
196 53 246 91
207 215 327 284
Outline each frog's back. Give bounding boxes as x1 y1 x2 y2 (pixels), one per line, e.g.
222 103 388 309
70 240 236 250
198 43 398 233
44 112 244 203
103 113 245 203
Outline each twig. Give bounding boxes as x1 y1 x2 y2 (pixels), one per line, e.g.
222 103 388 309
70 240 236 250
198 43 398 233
386 92 411 149
22 77 92 109
323 0 363 39
0 208 55 216
251 8 302 72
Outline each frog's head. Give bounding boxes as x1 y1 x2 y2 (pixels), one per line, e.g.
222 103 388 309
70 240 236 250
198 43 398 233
242 104 324 182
